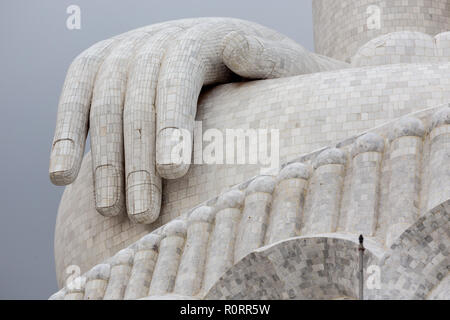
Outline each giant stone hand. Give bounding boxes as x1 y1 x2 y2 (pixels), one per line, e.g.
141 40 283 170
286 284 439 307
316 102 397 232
49 18 346 224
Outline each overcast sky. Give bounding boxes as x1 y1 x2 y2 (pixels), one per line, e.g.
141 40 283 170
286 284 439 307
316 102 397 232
0 0 313 299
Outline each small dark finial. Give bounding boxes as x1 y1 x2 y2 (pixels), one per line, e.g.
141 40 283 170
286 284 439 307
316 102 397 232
359 234 364 244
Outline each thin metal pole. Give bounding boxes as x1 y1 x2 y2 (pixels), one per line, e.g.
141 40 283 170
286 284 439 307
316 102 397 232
358 234 365 300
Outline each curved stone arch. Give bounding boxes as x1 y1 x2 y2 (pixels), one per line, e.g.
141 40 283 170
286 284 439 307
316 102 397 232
204 235 380 300
368 201 450 300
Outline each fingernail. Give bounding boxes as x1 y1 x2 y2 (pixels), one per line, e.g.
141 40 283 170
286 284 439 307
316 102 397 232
126 171 161 224
223 32 262 64
156 128 191 179
95 165 122 217
49 139 76 185
223 31 249 56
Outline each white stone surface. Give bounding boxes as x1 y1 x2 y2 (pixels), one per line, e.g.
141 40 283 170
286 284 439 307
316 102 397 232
313 0 450 62
51 107 450 300
49 1 450 300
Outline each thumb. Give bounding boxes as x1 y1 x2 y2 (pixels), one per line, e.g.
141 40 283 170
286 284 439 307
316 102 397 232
222 31 347 79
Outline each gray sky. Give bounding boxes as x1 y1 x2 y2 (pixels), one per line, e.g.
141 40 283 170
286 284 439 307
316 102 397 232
0 0 313 299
